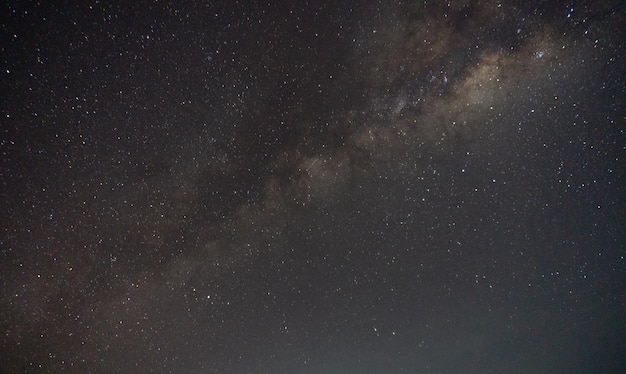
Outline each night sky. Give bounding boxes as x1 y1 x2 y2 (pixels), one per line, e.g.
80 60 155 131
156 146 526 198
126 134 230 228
1 1 625 373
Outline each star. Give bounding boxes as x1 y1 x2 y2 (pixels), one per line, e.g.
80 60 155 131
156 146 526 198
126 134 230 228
1 1 624 372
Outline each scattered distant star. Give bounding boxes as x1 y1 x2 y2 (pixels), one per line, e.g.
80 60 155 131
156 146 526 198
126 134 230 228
1 2 625 373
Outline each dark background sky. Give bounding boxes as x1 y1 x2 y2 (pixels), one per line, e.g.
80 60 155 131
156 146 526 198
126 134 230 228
1 1 625 373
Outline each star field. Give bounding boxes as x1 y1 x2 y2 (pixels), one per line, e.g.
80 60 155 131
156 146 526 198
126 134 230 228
1 1 625 373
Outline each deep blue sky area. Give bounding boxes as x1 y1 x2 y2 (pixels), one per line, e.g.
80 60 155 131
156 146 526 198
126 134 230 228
1 1 625 373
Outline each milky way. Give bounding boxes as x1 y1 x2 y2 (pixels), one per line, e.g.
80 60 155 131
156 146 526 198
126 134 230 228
1 1 625 372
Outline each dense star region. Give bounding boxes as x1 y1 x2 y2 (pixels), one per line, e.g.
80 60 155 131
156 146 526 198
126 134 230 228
1 1 625 373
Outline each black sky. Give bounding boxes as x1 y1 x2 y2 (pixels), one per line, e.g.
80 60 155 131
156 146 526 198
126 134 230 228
1 1 625 373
